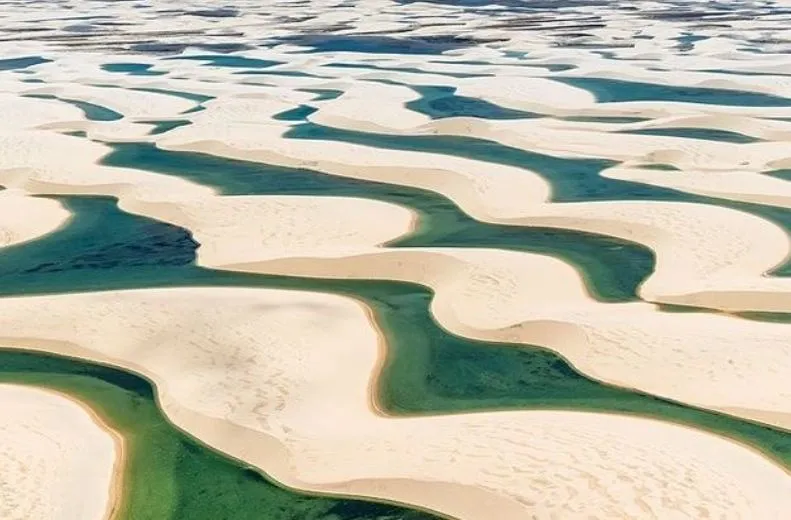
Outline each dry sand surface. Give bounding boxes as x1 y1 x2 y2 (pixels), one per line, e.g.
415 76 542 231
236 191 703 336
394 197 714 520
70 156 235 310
0 189 70 248
155 118 791 314
223 247 791 430
0 288 789 519
3 0 791 517
0 384 119 520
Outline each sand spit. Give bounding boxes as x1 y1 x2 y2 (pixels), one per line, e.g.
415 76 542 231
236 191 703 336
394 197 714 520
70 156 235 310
221 246 791 430
0 130 414 259
23 84 197 120
0 384 119 520
0 189 71 248
603 164 791 209
154 120 791 313
0 287 790 519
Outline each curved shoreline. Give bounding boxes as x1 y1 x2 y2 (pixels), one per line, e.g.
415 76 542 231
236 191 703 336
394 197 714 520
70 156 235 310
5 21 791 518
2 288 791 519
40 386 127 520
0 383 118 520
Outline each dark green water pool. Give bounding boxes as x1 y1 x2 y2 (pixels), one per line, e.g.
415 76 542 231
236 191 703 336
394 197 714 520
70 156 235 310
8 75 791 518
1 350 438 520
2 194 791 520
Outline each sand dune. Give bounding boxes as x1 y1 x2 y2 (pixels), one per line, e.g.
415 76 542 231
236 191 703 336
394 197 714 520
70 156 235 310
3 89 791 421
3 2 791 517
23 83 196 120
0 287 789 519
220 246 791 430
154 119 791 313
0 189 70 248
0 384 119 520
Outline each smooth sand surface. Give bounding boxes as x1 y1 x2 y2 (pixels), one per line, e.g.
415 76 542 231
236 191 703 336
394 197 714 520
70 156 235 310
0 189 71 248
24 83 196 119
0 287 790 519
0 131 414 260
0 384 119 520
3 1 791 517
223 247 791 430
155 118 791 314
3 116 790 422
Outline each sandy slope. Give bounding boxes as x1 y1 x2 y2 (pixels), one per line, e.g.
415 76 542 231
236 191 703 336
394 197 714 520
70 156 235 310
154 118 791 313
0 130 414 260
3 123 789 421
0 384 119 520
0 287 789 519
2 4 791 517
220 246 791 430
0 189 70 248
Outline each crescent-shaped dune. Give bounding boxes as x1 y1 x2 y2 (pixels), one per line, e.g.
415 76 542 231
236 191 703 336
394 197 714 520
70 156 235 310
3 3 791 517
0 188 71 248
0 287 789 520
152 115 791 313
0 384 119 520
2 120 791 425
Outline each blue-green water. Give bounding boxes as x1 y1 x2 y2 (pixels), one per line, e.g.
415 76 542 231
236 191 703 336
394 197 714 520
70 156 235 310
407 85 542 119
101 63 166 76
619 127 761 143
102 141 654 302
2 194 791 487
556 76 791 106
23 94 123 121
0 56 51 70
273 105 319 121
163 55 282 68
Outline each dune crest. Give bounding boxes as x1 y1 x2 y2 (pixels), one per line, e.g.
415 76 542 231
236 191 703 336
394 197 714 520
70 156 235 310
0 288 789 519
0 384 119 520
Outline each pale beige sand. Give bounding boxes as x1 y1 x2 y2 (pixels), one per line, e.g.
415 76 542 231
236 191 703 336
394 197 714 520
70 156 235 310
154 119 791 313
454 76 597 113
6 126 791 422
0 287 789 519
0 188 70 248
132 195 414 267
221 246 791 430
0 131 415 263
156 120 550 220
0 384 119 520
0 93 84 129
313 82 429 133
24 83 196 119
603 163 791 209
4 88 791 415
3 8 791 517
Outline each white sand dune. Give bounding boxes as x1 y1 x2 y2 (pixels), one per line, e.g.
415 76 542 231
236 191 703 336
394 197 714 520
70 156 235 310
7 126 791 422
3 2 791 517
0 384 119 520
22 83 196 120
0 189 70 248
0 287 789 520
154 119 791 313
218 246 791 430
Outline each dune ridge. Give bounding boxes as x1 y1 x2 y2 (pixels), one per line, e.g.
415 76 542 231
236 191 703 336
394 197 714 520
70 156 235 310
0 384 119 520
0 287 789 519
3 2 791 517
2 119 791 427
